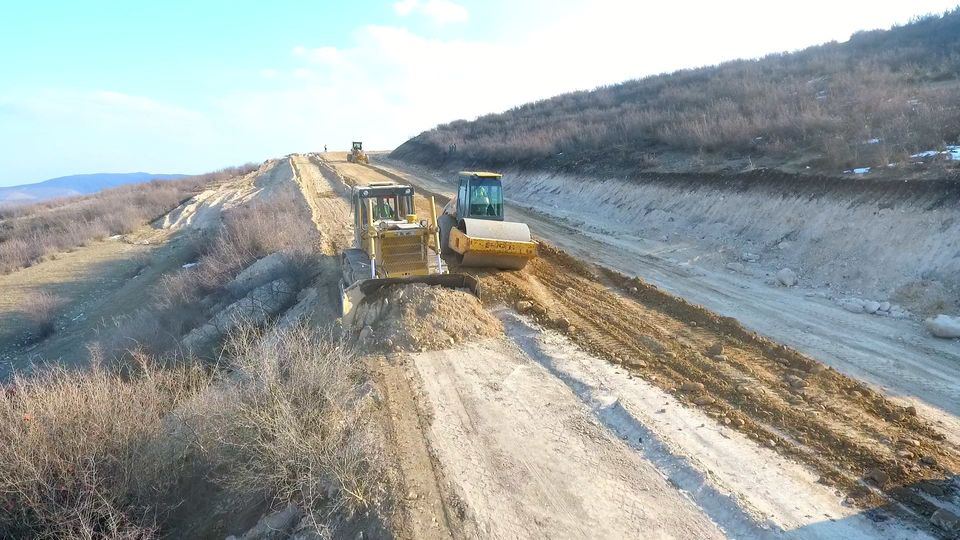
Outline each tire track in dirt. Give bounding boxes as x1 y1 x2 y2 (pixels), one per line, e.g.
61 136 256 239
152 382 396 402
331 157 960 534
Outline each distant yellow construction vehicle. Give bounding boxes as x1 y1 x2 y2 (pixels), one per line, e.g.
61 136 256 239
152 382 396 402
438 172 537 269
340 182 479 316
346 141 369 164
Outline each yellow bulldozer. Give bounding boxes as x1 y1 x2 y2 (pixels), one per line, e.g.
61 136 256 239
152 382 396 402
346 141 369 164
438 172 537 269
339 182 479 317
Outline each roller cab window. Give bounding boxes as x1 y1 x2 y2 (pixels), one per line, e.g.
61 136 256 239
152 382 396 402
468 179 503 218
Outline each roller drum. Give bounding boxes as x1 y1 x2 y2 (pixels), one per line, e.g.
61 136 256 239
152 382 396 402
458 218 534 270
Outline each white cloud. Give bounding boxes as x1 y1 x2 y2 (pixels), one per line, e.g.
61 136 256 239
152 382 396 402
393 0 468 24
393 0 418 16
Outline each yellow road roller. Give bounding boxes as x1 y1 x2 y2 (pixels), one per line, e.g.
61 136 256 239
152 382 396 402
438 172 537 270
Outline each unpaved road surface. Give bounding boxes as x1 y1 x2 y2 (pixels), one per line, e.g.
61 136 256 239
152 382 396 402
413 338 725 538
373 158 960 444
313 153 957 538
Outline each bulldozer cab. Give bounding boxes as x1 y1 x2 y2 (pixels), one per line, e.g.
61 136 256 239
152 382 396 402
455 172 504 221
353 184 415 231
352 141 363 151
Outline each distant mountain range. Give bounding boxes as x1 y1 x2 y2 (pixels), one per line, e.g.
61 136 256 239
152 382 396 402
0 172 188 205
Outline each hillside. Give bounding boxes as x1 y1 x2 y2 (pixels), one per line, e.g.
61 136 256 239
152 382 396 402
0 172 188 205
392 9 960 179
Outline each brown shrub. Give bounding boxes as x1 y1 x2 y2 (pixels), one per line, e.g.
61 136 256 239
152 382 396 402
199 325 386 533
20 291 66 340
0 357 213 538
0 326 384 538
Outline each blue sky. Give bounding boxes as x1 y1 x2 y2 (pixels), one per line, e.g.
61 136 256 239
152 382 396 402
1 0 958 186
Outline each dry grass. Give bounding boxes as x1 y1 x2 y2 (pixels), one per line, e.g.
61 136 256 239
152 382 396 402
0 164 258 274
392 10 960 174
0 325 384 539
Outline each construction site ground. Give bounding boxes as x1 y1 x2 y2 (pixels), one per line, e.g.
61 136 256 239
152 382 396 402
299 152 959 538
372 157 960 445
4 154 956 537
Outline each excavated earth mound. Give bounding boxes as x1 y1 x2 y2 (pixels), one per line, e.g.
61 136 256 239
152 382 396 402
348 284 501 352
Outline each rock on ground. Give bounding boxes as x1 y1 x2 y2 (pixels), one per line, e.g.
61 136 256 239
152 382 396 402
182 279 297 353
228 504 303 540
930 507 960 533
725 262 746 273
838 298 865 313
924 314 960 339
226 252 293 297
776 268 797 287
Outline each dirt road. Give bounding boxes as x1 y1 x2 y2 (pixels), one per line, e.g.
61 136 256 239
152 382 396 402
312 153 957 538
372 158 960 444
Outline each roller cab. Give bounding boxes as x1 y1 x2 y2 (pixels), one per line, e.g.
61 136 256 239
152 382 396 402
439 172 537 270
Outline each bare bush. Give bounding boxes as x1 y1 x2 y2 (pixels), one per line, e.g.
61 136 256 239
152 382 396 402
20 291 65 340
0 358 213 538
199 325 385 534
392 10 960 175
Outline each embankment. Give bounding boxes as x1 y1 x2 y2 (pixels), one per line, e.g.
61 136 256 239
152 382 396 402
442 166 960 316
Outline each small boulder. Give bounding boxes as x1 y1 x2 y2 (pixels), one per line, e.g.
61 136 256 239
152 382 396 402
516 300 533 313
680 381 705 392
865 468 889 486
930 508 960 533
241 504 303 540
924 314 960 338
226 252 291 297
725 262 746 273
359 325 374 342
862 300 881 314
693 395 716 406
776 268 798 287
706 342 724 357
838 298 865 313
878 301 891 312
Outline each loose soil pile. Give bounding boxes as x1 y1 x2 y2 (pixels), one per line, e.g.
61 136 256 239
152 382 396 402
348 284 501 352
